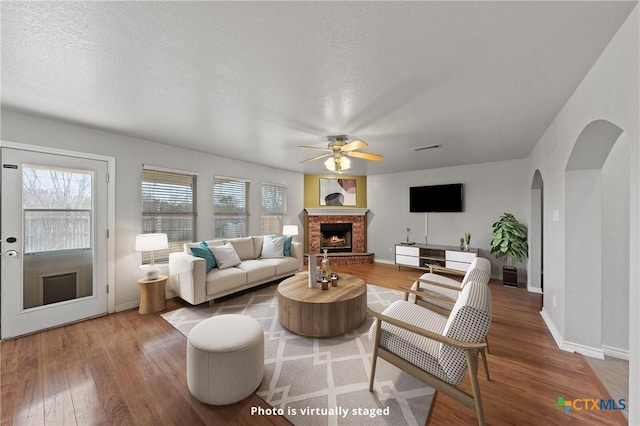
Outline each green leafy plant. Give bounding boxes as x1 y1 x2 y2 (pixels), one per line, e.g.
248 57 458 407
464 232 471 245
490 213 528 266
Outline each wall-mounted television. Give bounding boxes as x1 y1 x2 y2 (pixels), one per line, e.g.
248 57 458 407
409 183 463 212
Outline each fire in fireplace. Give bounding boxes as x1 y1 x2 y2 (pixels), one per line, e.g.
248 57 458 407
320 223 352 253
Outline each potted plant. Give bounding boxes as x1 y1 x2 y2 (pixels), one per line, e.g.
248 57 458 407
490 213 528 286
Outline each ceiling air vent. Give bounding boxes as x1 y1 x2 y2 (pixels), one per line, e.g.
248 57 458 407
412 144 441 152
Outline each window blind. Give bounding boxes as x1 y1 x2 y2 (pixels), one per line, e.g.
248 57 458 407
213 176 250 238
261 183 286 235
141 168 197 263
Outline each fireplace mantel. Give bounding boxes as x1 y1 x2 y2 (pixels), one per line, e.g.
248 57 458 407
305 208 368 216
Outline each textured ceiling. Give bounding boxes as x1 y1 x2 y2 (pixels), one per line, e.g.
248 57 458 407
1 1 636 175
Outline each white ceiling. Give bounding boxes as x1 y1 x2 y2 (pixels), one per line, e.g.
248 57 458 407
1 1 636 175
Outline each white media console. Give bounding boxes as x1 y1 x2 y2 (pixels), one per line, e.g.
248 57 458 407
394 243 477 275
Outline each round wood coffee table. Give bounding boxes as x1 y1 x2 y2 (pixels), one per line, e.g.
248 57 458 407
277 273 367 337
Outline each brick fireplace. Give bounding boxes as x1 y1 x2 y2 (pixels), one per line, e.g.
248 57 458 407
305 208 372 265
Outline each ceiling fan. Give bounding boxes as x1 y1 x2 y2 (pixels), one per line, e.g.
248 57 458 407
299 135 383 172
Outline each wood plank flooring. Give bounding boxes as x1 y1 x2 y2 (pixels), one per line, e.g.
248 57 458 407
1 262 627 425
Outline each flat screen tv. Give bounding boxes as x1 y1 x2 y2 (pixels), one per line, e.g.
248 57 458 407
409 183 463 212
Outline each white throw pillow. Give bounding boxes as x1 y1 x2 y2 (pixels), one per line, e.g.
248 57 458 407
209 243 242 269
261 236 285 259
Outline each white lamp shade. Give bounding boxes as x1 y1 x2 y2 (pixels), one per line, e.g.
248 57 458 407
283 225 299 236
324 156 351 172
135 233 168 251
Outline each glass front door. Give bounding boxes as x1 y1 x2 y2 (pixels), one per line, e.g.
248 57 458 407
1 148 108 339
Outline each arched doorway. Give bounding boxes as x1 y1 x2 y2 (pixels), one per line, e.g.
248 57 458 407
564 119 628 356
529 170 544 306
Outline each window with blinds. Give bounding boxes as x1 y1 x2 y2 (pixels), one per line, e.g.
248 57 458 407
261 183 286 235
141 168 197 263
213 176 250 238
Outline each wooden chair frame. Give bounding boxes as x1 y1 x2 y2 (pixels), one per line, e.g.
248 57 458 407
401 278 493 356
368 307 489 426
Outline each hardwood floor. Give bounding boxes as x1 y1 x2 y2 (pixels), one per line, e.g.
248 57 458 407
1 262 627 425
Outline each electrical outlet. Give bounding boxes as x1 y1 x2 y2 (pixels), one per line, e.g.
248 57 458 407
388 247 392 253
553 295 557 307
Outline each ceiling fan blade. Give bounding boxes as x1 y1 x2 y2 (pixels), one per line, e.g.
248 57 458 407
340 139 367 152
301 153 332 164
298 145 332 152
346 151 384 161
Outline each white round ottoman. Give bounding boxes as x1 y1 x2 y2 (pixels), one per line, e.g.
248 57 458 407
187 314 264 405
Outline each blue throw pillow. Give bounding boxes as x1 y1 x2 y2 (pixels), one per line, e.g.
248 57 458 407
283 235 293 257
190 241 216 272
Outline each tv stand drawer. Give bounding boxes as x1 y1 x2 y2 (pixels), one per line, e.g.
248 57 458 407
395 254 420 267
445 250 477 263
395 245 419 256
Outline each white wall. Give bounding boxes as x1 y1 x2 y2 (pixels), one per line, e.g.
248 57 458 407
1 109 304 311
565 169 602 350
602 136 630 353
525 7 638 423
367 159 527 281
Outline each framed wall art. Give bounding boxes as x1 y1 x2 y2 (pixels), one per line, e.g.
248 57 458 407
319 178 357 206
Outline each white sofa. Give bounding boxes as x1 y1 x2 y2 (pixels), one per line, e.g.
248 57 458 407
168 236 303 305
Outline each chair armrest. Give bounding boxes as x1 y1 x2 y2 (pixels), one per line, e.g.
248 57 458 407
367 307 486 351
168 252 207 305
417 277 463 292
398 286 456 307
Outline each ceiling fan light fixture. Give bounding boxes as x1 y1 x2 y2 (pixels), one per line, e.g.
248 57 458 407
324 156 351 172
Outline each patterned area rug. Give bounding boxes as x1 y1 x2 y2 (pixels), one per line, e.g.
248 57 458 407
161 283 434 426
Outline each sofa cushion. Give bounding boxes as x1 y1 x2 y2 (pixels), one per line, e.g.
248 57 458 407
184 239 223 253
206 239 224 248
260 256 300 276
205 267 247 295
262 236 285 258
236 260 276 283
190 241 216 272
252 236 264 258
209 243 242 269
226 237 255 260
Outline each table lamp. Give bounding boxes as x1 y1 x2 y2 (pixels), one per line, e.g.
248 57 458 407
282 225 299 237
135 233 168 279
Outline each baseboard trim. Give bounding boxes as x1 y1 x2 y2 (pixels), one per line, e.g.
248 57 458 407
602 345 630 360
115 300 139 312
539 309 624 360
527 286 543 294
374 258 395 265
563 340 605 359
539 308 571 352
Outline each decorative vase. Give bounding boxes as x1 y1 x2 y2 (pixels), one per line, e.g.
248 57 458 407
321 249 330 280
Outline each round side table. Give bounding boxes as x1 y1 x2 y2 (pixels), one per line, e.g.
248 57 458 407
138 274 168 314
